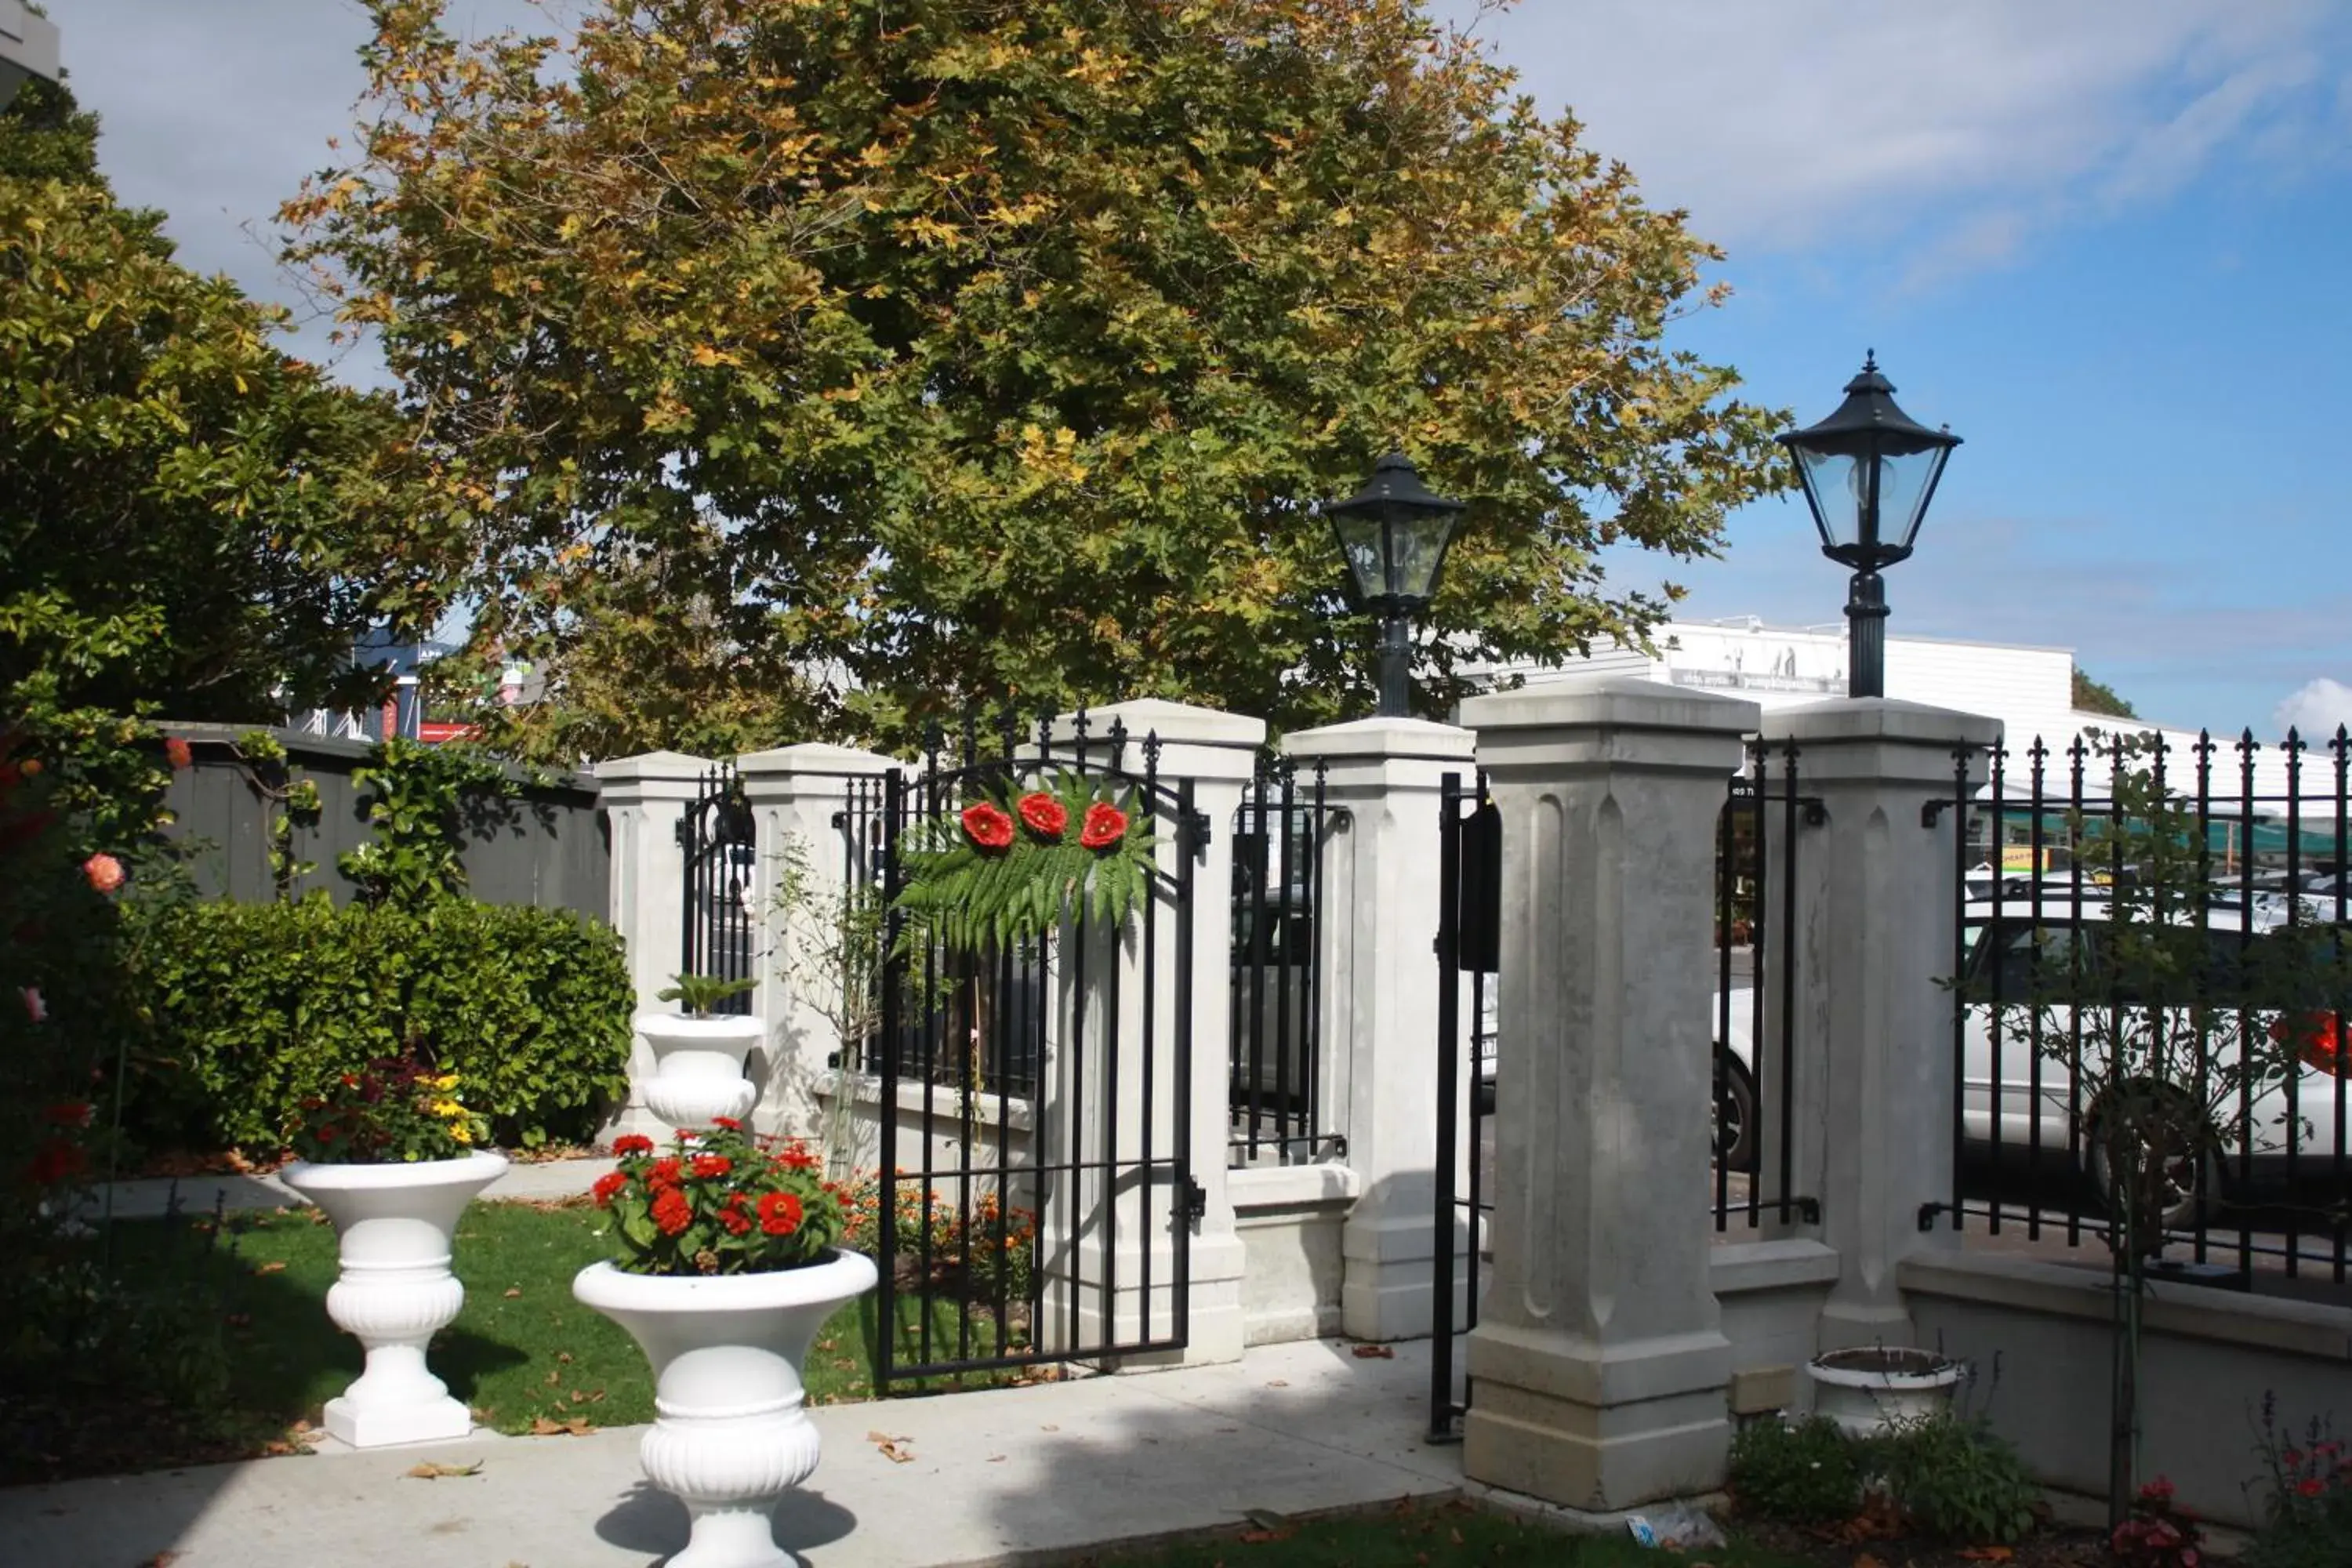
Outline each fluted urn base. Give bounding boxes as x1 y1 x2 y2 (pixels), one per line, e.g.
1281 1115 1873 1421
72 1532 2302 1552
280 1151 508 1448
573 1252 879 1568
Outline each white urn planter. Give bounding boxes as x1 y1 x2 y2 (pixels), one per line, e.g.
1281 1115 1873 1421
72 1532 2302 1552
574 1250 879 1568
278 1149 508 1446
1806 1346 1963 1436
637 1012 764 1128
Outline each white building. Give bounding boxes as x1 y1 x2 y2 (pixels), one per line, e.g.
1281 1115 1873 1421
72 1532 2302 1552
1469 619 2340 864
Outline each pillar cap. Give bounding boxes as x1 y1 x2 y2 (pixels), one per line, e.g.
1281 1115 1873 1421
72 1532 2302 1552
1283 714 1476 764
592 749 718 784
1462 676 1760 739
736 741 900 779
1045 698 1266 753
1758 697 2003 750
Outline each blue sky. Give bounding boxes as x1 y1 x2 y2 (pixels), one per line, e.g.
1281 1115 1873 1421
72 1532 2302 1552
52 0 2352 736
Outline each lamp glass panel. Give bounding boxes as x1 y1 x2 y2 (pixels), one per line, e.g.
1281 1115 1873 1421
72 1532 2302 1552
1794 445 1863 551
1333 511 1386 601
1875 443 1951 550
1383 504 1454 601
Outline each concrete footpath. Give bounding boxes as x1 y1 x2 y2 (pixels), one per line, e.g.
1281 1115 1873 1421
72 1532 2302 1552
1 1338 1477 1568
85 1153 617 1221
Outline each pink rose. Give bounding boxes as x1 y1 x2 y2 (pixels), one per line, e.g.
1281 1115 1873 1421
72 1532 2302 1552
20 987 44 1023
82 853 125 895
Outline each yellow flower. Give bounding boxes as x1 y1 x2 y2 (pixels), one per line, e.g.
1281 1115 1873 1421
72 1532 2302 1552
434 1073 461 1091
450 1121 474 1145
432 1098 463 1118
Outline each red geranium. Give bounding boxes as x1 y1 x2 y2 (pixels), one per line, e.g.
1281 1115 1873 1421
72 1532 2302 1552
759 1191 804 1236
612 1134 655 1156
691 1154 732 1179
1017 792 1068 840
592 1171 629 1207
1080 800 1128 850
651 1187 694 1235
164 737 194 770
960 800 1015 851
27 1138 84 1186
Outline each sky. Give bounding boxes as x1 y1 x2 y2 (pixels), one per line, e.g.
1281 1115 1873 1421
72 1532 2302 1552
47 0 2352 739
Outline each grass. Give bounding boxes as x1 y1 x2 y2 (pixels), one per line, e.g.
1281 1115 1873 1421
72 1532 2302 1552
1070 1498 1821 1567
23 1198 1033 1479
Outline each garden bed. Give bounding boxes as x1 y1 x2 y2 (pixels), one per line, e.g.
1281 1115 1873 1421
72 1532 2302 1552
0 1199 1029 1485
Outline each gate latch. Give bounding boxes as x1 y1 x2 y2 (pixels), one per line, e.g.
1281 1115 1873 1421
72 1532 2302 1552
1181 1176 1207 1226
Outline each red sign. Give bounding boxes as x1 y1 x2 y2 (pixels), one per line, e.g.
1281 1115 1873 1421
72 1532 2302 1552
417 721 479 745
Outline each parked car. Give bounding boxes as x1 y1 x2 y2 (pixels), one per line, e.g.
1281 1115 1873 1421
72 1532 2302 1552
1954 895 2349 1223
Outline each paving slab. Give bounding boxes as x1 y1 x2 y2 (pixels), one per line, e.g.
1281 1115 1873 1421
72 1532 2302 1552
0 1338 1465 1568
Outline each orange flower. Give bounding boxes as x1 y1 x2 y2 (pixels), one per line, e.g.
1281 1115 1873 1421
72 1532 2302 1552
164 737 194 770
82 853 125 895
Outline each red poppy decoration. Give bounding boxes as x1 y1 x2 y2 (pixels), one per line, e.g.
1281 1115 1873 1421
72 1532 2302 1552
960 800 1015 852
1080 801 1129 850
1016 791 1068 840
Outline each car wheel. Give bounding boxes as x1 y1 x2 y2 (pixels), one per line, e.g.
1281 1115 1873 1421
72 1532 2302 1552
1714 1048 1759 1172
2085 1086 2219 1250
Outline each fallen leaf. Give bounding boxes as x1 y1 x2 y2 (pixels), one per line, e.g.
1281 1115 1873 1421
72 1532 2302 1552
1244 1509 1290 1530
1265 1379 1288 1388
528 1417 591 1436
255 1261 286 1275
503 1287 522 1298
1040 1424 1059 1432
1958 1552 2015 1563
544 1370 561 1385
405 1461 484 1479
877 1439 914 1464
986 1454 1005 1463
1351 1345 1396 1359
557 1352 572 1363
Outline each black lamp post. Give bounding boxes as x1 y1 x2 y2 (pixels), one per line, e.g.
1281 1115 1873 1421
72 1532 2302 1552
1777 353 1961 699
1328 453 1467 718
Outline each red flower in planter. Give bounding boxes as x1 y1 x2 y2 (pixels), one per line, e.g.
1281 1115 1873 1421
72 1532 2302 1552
1016 792 1067 840
960 801 1015 851
710 1116 742 1132
648 1157 684 1189
1080 801 1128 850
651 1188 693 1235
592 1171 628 1207
777 1143 818 1172
165 737 194 771
718 1197 753 1236
758 1191 804 1236
690 1154 732 1179
612 1134 655 1157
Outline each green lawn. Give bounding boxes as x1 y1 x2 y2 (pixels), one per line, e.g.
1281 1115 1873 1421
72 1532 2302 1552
1073 1500 1818 1568
63 1199 1023 1476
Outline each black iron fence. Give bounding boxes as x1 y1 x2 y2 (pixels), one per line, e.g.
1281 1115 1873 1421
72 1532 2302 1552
1229 751 1340 1166
1926 726 2352 1288
1429 768 1494 1441
677 761 755 1011
1715 737 1820 1230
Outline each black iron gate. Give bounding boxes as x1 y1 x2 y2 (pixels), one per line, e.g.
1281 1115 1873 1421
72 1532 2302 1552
1426 745 1815 1438
677 762 755 1012
873 713 1203 1386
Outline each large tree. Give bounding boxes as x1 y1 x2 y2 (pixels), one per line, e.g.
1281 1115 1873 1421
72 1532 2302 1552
0 76 418 726
291 0 1786 757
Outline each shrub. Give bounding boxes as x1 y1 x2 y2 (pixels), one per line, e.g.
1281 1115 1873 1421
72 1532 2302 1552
1875 1411 2039 1544
1728 1415 1863 1523
2111 1476 2205 1568
123 898 633 1152
2245 1397 2352 1568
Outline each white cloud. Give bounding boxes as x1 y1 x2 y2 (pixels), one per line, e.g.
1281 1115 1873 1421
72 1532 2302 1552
1440 0 2347 270
2275 678 2352 740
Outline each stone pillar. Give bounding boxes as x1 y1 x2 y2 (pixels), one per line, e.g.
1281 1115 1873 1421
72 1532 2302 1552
1759 700 1998 1351
738 742 902 1143
593 750 718 1141
1039 699 1264 1370
1282 717 1478 1341
1459 677 1757 1510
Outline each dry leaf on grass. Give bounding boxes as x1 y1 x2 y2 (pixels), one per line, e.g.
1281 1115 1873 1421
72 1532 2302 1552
503 1287 523 1298
528 1416 593 1437
254 1261 286 1275
405 1461 484 1479
1351 1345 1396 1359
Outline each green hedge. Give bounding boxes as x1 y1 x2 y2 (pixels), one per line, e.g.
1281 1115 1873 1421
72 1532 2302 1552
125 899 635 1153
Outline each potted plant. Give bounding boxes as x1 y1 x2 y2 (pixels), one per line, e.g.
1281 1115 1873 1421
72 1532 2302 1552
573 1120 873 1568
635 972 761 1130
277 1058 506 1446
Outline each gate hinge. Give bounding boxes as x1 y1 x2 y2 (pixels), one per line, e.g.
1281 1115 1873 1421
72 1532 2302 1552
1181 1176 1207 1226
1190 810 1212 860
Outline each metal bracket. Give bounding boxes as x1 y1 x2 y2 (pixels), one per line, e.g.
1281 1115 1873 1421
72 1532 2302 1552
1922 800 1950 829
1181 1175 1208 1226
1190 809 1213 861
1917 1200 1947 1232
1794 1195 1823 1224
